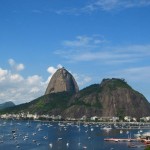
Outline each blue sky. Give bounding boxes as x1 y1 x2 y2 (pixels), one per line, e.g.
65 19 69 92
0 0 150 104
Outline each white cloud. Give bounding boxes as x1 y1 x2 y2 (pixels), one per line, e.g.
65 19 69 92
0 60 64 104
89 0 150 11
8 58 25 71
0 68 46 104
16 64 24 71
57 64 63 69
54 0 150 15
30 87 40 93
47 66 57 74
8 59 15 66
27 75 42 85
47 64 63 74
63 35 106 48
112 66 150 81
73 73 92 87
84 76 92 83
63 36 92 47
10 74 23 82
55 35 150 65
55 35 108 61
69 48 147 62
0 68 8 82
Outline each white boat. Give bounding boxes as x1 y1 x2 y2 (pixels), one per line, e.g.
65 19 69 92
142 131 150 137
102 126 112 132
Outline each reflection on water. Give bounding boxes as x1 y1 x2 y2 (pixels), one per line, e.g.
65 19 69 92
0 119 147 150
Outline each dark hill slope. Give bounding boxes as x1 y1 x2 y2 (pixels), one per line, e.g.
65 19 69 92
63 79 150 118
62 84 103 118
1 78 150 119
0 92 73 115
0 101 15 110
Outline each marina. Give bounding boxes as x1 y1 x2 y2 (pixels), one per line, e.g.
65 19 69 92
0 119 150 150
104 138 139 142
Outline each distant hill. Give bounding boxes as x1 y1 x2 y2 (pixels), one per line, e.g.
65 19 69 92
1 78 150 119
0 101 15 110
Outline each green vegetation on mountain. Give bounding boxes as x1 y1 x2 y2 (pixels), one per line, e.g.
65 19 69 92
70 84 103 108
79 84 101 96
0 92 73 114
101 78 132 90
1 78 150 118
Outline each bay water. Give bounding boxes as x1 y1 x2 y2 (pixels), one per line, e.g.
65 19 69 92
0 120 147 150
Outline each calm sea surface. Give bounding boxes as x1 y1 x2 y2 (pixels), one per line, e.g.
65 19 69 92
0 119 148 150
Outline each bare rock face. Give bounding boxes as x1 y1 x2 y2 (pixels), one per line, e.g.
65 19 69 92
97 79 150 118
64 78 150 118
45 67 79 95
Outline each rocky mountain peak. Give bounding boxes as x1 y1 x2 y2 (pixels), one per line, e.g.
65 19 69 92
45 67 79 95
